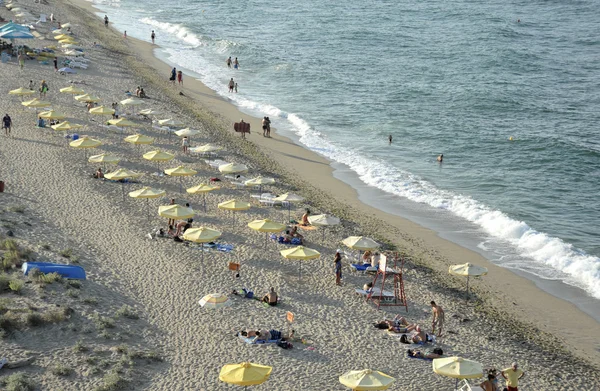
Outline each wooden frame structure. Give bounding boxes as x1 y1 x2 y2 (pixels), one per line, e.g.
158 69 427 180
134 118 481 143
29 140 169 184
366 252 408 312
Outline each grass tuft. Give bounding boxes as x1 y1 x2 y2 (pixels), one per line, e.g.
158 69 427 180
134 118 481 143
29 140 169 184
59 248 73 259
8 279 24 294
115 305 139 320
0 372 35 391
51 364 73 377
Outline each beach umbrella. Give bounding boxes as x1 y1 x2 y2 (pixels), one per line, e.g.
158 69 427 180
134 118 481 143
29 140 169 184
58 67 76 74
218 199 251 227
61 44 82 49
63 49 81 56
174 127 200 143
0 23 29 32
108 118 141 136
157 118 184 127
38 110 66 120
51 121 83 132
89 105 115 126
105 168 143 200
190 143 222 153
58 38 77 44
120 97 145 115
124 134 154 145
143 150 175 174
248 218 286 249
219 362 272 389
158 204 195 221
54 34 70 40
186 183 220 211
139 109 160 116
198 293 231 309
273 193 304 222
69 137 101 161
8 87 35 101
308 213 340 240
88 152 120 171
433 356 483 390
280 245 320 279
448 263 488 300
183 227 222 260
22 99 51 113
218 163 248 175
244 176 275 195
339 369 396 391
342 236 380 251
62 23 72 28
164 166 197 193
75 93 100 103
59 86 85 94
0 30 33 39
129 186 166 220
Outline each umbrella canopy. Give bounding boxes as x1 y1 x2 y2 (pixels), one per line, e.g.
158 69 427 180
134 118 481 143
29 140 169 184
54 34 70 40
62 23 72 28
174 128 201 137
58 67 77 74
164 166 197 177
22 98 51 108
58 38 77 44
342 236 380 251
104 168 142 181
432 357 483 379
157 118 184 127
183 227 222 243
69 137 101 149
59 86 85 94
280 246 321 260
244 176 275 186
124 134 154 145
273 193 304 203
187 184 220 194
448 263 488 277
75 94 100 102
248 219 286 233
88 153 120 164
129 186 166 199
199 293 231 309
219 163 248 174
38 110 66 120
0 23 29 32
51 121 83 131
339 369 396 391
143 150 175 162
120 97 145 106
158 204 194 220
189 143 222 153
0 30 34 39
9 87 35 96
219 362 272 387
139 109 160 116
89 105 115 115
107 118 139 128
218 199 251 211
308 214 340 226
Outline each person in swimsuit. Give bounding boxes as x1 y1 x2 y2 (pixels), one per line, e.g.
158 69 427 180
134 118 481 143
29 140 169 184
262 287 278 306
151 30 156 44
301 209 310 226
437 153 443 162
177 70 183 85
389 134 393 143
407 348 443 359
431 301 445 337
228 78 235 92
182 136 189 154
233 57 239 69
226 57 232 68
334 250 342 286
2 114 12 136
480 374 496 391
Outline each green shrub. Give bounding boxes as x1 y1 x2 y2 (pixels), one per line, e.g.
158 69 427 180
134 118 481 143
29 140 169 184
95 370 128 391
0 239 18 251
41 243 51 250
129 350 163 362
0 312 19 333
67 289 79 298
51 364 73 377
59 248 73 259
26 312 44 327
43 309 67 323
8 279 24 294
0 273 10 291
115 305 139 320
92 314 115 329
6 205 25 214
3 251 20 270
83 297 98 305
73 339 88 353
67 280 82 289
41 272 62 284
1 372 35 391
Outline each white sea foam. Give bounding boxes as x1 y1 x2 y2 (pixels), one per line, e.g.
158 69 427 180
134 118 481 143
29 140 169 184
139 17 202 47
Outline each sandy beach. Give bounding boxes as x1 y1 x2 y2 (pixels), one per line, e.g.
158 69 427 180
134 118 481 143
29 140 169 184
1 0 599 390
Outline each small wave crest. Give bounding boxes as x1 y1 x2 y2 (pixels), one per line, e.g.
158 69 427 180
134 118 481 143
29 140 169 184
139 17 202 47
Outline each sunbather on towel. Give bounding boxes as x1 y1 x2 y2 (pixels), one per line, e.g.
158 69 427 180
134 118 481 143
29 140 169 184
407 348 443 359
253 329 272 342
262 287 278 306
290 226 303 241
300 209 310 226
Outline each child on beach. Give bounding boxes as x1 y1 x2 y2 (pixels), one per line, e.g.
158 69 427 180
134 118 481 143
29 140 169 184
234 82 238 93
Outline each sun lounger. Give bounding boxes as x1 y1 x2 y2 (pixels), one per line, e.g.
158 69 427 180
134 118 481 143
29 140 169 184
457 380 484 391
350 263 372 272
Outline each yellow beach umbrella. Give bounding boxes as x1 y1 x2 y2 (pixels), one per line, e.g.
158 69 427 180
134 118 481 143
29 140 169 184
157 118 184 127
88 153 120 172
59 39 77 44
59 86 85 94
244 176 275 194
339 369 396 391
8 87 35 101
89 105 115 126
218 162 248 175
433 356 483 389
199 293 231 309
308 213 341 240
129 186 166 220
51 121 83 132
22 99 51 113
69 137 101 149
143 150 175 174
190 143 222 153
183 227 222 259
38 110 66 120
186 183 220 211
174 127 201 137
219 362 272 388
342 236 380 251
249 218 287 249
218 199 251 227
75 94 100 103
54 34 70 40
449 263 488 299
108 118 140 128
158 204 195 221
165 166 197 193
280 245 321 279
124 133 154 145
105 168 142 199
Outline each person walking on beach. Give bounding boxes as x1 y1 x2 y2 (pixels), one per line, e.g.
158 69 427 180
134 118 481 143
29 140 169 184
265 117 271 137
169 67 177 83
228 78 235 93
226 57 232 68
262 117 268 137
39 80 49 98
104 15 109 27
151 30 156 44
182 136 189 154
233 57 239 69
17 52 25 70
334 250 343 286
53 57 58 72
430 301 445 337
28 80 34 91
177 70 183 85
2 114 12 137
124 30 127 39
501 362 525 391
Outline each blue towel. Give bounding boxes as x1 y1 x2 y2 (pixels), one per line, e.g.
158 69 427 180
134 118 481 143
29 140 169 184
217 244 234 252
238 335 281 344
351 263 372 271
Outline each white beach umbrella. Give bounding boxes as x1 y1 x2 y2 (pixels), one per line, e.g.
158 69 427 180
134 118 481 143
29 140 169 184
199 293 231 309
308 213 340 240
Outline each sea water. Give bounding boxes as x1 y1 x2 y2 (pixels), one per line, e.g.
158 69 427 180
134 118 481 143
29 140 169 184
89 0 600 304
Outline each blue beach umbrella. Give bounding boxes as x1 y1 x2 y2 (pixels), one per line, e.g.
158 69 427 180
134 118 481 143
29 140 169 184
0 30 34 39
0 22 30 32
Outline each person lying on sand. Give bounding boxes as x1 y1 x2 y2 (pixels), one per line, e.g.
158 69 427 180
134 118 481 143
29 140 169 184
399 325 435 344
262 287 278 306
407 348 443 359
174 220 191 236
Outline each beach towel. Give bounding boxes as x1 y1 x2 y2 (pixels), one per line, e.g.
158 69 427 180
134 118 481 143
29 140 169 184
216 244 234 252
238 334 281 344
351 263 372 272
234 122 250 134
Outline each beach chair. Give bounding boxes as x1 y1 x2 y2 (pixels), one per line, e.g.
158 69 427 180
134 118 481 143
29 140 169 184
355 287 395 301
457 379 484 391
38 14 47 23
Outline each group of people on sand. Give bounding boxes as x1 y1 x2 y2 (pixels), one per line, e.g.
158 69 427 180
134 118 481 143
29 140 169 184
169 67 183 85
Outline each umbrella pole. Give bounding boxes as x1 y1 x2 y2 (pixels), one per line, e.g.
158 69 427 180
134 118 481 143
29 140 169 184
203 193 207 212
466 276 470 301
288 203 291 223
201 243 204 261
146 198 150 221
322 227 325 242
265 232 268 249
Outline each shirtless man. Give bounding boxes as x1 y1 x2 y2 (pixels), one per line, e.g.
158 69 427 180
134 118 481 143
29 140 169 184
301 209 310 226
262 287 278 306
431 301 445 337
437 153 443 162
226 57 232 68
228 78 235 93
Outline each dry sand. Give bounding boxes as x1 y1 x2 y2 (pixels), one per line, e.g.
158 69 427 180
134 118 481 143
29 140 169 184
0 0 599 390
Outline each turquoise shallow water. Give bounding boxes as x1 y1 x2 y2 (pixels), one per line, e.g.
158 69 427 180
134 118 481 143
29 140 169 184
92 0 600 299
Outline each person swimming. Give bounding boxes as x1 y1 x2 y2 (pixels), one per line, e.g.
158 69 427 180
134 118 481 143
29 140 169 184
437 154 443 162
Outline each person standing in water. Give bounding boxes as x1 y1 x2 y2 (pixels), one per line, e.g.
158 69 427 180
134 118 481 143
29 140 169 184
124 31 127 39
389 134 392 144
228 78 235 93
234 82 238 93
226 57 232 68
104 15 109 27
151 30 156 44
233 57 239 69
437 153 443 162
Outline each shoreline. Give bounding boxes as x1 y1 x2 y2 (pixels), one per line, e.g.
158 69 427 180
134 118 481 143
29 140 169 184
71 0 600 365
